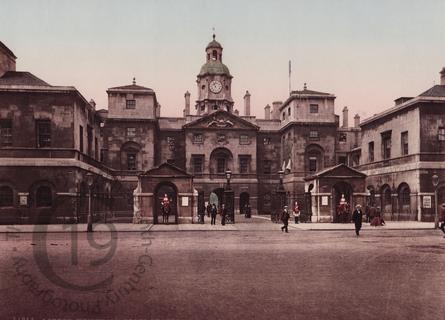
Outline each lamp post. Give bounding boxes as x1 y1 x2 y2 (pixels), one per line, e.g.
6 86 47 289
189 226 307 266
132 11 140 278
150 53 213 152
432 173 439 229
86 172 94 232
275 170 287 222
224 170 234 223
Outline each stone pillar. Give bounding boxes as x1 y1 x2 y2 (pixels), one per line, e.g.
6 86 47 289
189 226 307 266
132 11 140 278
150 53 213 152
244 90 251 116
272 101 282 120
342 106 349 128
354 114 360 128
184 91 191 116
264 104 271 120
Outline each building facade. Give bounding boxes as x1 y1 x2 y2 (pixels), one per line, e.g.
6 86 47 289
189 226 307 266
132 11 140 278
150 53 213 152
1 37 444 224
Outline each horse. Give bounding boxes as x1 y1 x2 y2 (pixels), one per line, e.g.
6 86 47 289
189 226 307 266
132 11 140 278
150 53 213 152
161 202 170 224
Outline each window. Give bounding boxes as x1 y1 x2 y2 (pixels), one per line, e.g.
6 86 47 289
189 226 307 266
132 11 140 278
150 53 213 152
217 158 226 173
95 138 98 160
167 159 176 165
309 131 319 140
0 119 12 147
381 131 392 160
192 155 204 173
127 153 137 170
338 156 347 165
339 133 347 143
239 156 250 174
79 125 84 152
368 141 374 162
87 125 93 156
263 137 271 145
263 160 272 174
127 127 136 137
100 149 107 163
401 131 408 155
310 104 319 113
288 107 291 116
36 186 52 207
309 157 317 172
167 136 175 151
438 127 445 141
239 135 250 145
212 105 218 110
36 120 51 148
0 186 13 207
126 99 136 109
193 133 203 144
282 112 285 120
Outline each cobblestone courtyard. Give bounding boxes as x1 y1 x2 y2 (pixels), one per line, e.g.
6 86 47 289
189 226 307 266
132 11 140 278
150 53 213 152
0 223 444 320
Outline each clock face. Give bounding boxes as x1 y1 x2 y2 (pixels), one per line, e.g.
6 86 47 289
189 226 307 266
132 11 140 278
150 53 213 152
209 80 222 93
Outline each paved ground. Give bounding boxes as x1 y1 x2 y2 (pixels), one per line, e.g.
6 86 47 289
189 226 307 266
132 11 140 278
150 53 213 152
0 219 444 320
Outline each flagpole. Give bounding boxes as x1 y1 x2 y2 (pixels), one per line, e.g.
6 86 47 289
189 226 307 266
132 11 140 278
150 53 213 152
288 60 292 96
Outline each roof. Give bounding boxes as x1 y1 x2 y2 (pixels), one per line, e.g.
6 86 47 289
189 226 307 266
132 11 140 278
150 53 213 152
198 60 231 77
183 110 259 130
0 71 51 86
107 84 154 92
419 85 445 97
304 163 366 181
141 162 191 178
0 41 16 59
290 89 331 96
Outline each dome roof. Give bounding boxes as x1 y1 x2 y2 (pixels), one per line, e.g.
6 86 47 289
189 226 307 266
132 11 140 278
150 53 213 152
199 60 231 77
206 39 222 50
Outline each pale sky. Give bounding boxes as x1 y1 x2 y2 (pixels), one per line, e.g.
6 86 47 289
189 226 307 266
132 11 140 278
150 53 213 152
1 0 444 120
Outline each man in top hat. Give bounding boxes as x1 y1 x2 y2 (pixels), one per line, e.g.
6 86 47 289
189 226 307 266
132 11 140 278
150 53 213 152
352 204 363 236
281 205 290 233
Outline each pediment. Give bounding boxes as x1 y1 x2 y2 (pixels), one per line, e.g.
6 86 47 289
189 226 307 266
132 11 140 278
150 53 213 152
305 164 366 180
141 162 191 177
183 110 259 130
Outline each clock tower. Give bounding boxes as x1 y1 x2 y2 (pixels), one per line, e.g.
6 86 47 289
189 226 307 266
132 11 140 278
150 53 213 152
195 34 234 115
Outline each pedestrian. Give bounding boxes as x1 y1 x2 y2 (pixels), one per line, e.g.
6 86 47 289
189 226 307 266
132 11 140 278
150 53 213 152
245 204 251 218
439 203 445 238
281 205 290 233
352 204 363 236
206 202 212 217
221 204 227 226
293 201 300 224
210 203 217 225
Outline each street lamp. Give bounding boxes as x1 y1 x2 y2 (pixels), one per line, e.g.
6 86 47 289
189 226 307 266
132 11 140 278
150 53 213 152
225 170 232 190
86 172 94 232
432 173 439 229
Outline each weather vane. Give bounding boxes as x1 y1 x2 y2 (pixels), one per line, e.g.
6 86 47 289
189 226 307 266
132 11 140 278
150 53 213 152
212 27 215 40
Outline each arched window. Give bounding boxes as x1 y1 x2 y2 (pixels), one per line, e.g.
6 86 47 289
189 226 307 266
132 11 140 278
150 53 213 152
305 144 324 174
210 147 233 175
381 185 392 213
0 186 13 207
121 141 141 171
212 50 217 60
36 186 52 207
398 183 411 213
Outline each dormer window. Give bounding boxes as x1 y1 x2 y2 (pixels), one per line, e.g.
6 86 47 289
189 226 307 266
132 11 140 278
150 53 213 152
126 99 136 109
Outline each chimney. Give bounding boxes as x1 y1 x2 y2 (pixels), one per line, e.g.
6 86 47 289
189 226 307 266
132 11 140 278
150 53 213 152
342 106 349 128
234 109 239 116
243 90 251 116
156 104 161 118
184 91 191 116
272 101 282 120
441 67 445 86
354 114 360 128
264 104 271 120
89 99 96 109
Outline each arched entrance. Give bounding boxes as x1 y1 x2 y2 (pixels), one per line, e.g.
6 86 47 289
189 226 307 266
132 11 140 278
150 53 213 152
154 182 178 224
209 188 224 208
239 192 250 215
332 182 353 223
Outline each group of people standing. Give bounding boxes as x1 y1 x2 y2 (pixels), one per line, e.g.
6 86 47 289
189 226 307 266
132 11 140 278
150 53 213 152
200 203 229 225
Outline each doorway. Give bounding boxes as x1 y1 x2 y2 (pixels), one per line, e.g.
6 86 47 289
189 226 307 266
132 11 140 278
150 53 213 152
154 182 178 224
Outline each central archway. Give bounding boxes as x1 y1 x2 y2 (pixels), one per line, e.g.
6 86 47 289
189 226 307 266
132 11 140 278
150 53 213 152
154 182 178 224
209 188 224 208
239 192 250 215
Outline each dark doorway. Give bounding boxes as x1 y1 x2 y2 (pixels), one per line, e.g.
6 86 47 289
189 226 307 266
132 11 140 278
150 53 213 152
154 182 178 224
239 192 250 215
332 182 353 223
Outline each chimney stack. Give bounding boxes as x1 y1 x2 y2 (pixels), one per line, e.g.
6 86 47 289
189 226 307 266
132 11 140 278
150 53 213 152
0 42 17 77
272 101 282 120
184 91 190 116
342 106 349 128
264 104 271 120
89 99 96 109
244 90 251 116
354 114 360 128
441 67 445 86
